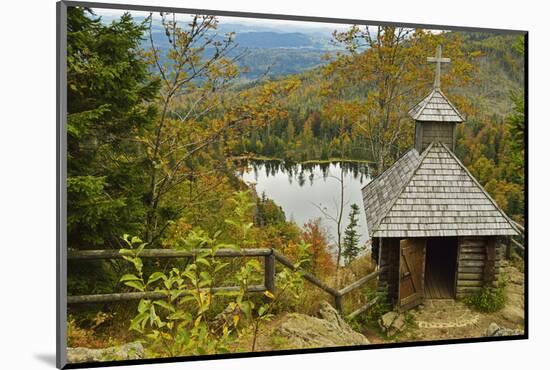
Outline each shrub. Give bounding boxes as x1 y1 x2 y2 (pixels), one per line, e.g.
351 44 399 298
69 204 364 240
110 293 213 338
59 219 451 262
67 314 116 349
363 289 392 323
347 287 391 331
464 285 506 313
119 191 310 356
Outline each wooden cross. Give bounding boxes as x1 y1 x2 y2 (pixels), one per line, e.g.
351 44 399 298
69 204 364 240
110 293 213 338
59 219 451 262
427 45 450 89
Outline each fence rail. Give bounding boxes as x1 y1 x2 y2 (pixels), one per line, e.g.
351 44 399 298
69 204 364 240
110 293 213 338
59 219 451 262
67 248 382 315
68 248 272 260
506 221 525 259
67 285 266 305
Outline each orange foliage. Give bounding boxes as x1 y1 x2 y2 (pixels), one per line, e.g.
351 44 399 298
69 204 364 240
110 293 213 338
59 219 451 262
301 219 336 277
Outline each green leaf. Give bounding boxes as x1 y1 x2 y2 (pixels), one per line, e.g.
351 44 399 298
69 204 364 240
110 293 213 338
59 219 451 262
138 299 150 313
170 289 185 301
258 306 267 316
130 312 148 332
224 219 238 227
182 270 197 283
119 248 134 257
124 280 144 292
146 331 159 340
136 242 147 255
195 257 211 267
153 300 175 312
147 272 167 285
179 295 196 304
167 311 192 322
214 262 230 273
240 301 251 319
120 273 140 282
199 271 212 283
133 257 143 273
176 328 190 345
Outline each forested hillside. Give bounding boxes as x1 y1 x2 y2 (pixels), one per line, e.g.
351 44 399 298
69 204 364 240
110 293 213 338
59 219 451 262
66 8 525 360
230 30 525 221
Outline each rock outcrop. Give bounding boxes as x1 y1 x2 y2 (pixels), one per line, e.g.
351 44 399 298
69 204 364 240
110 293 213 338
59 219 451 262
499 262 525 325
379 311 406 336
275 301 369 348
67 342 144 363
486 322 523 337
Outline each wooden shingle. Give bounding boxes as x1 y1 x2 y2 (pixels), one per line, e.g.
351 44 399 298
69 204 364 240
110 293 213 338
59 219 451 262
408 89 464 123
361 149 421 236
362 142 519 238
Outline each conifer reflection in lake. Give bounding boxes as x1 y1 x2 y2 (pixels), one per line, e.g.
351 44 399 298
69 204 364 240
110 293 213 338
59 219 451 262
240 160 372 248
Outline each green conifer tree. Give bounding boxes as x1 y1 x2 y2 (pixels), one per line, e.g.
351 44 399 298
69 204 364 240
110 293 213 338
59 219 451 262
342 203 362 265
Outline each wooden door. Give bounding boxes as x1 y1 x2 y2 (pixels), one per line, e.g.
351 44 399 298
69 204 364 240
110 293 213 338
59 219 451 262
398 238 426 311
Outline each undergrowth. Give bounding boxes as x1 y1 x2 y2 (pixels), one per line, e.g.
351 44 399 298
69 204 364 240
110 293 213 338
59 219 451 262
463 284 506 313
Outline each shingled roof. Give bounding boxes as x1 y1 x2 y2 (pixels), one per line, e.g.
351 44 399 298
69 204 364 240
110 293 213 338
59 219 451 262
361 142 519 238
361 149 421 235
408 88 465 123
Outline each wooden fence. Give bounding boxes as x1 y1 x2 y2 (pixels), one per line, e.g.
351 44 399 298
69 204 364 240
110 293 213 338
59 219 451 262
68 248 383 320
506 220 525 259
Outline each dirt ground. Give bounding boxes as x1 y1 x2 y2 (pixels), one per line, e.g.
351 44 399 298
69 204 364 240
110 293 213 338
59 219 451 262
363 260 525 343
232 260 525 352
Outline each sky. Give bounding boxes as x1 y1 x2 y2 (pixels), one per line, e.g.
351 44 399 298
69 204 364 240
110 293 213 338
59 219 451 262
93 7 356 35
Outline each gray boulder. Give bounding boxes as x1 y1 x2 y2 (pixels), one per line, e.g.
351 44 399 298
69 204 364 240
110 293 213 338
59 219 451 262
485 323 523 337
67 342 144 364
379 311 406 336
275 301 369 348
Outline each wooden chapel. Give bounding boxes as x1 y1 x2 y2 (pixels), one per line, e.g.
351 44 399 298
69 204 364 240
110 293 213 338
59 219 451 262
361 46 519 311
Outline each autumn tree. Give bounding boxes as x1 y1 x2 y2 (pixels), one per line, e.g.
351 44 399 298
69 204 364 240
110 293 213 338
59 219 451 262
454 35 525 223
505 36 525 222
324 26 474 173
301 219 335 276
141 13 299 243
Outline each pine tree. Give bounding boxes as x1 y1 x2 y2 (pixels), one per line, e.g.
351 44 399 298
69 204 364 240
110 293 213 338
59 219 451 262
67 7 160 249
342 204 362 265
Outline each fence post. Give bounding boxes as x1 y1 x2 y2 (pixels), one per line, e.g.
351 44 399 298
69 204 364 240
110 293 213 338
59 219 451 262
264 250 276 296
334 294 343 313
505 238 512 260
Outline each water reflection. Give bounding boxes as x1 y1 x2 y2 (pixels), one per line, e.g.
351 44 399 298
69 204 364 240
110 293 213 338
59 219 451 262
240 159 371 186
239 160 372 248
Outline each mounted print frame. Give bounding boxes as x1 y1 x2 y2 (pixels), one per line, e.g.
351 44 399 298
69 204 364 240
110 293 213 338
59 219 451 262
57 1 528 368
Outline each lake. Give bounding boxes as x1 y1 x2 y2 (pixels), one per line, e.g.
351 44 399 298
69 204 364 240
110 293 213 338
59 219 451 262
240 160 372 250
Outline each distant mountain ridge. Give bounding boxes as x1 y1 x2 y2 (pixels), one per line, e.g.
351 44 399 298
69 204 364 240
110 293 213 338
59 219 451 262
234 31 316 49
97 12 339 79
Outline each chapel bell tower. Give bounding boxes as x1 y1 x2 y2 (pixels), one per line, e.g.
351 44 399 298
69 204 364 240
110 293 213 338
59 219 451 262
408 45 464 153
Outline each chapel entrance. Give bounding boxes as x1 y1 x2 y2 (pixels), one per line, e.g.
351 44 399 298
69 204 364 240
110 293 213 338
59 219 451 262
424 237 458 299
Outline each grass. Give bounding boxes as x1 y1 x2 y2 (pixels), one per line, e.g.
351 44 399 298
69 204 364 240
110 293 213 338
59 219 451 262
346 287 392 335
509 250 525 273
269 335 291 349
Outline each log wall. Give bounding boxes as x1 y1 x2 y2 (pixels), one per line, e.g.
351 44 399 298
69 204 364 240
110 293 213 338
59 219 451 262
378 236 502 303
455 236 501 298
